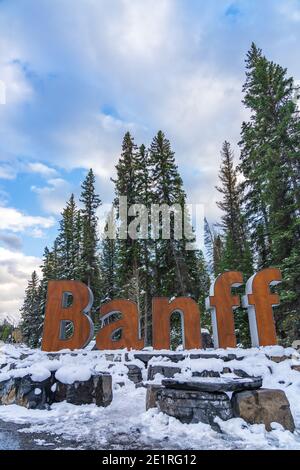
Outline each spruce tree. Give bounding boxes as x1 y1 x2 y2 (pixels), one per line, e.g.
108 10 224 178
216 141 253 276
112 132 139 298
56 194 80 280
239 43 300 344
20 271 41 348
80 169 102 319
99 209 118 302
149 130 187 296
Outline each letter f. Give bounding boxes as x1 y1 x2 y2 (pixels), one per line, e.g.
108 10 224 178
206 271 243 349
243 268 282 347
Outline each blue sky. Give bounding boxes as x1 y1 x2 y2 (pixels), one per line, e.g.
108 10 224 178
0 0 300 321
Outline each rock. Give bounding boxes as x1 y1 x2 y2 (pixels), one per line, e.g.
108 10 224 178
268 356 290 363
201 331 214 349
0 375 52 409
126 364 142 384
189 353 220 360
158 388 233 427
16 375 52 409
162 376 262 393
0 377 19 405
135 382 146 389
291 365 300 372
133 353 184 365
232 369 252 378
231 388 295 432
147 365 181 381
292 340 300 351
146 384 164 410
55 373 112 407
192 370 220 378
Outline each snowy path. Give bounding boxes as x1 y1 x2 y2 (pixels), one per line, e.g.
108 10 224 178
0 385 299 450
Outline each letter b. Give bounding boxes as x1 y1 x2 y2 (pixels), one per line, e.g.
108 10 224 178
41 280 94 352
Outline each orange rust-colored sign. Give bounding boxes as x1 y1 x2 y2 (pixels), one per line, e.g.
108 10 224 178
205 271 243 349
41 269 282 352
152 297 202 350
242 268 282 347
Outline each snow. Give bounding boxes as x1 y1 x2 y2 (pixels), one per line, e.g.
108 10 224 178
55 365 92 385
0 344 299 449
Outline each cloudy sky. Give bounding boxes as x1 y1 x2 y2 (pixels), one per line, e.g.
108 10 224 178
0 0 300 323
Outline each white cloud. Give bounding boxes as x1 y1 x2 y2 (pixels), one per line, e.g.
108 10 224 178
0 206 55 233
0 247 41 324
0 163 16 180
278 0 300 22
27 162 58 178
31 177 73 215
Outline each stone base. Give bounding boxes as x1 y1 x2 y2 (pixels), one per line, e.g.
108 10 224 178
55 373 112 407
146 384 164 410
231 388 295 432
125 364 143 384
0 375 52 409
158 388 233 427
147 365 181 381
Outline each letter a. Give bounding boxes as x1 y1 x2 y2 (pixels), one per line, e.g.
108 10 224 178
96 300 144 350
41 280 94 352
242 268 282 347
206 271 243 349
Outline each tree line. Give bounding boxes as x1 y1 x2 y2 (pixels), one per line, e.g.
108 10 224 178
20 43 300 348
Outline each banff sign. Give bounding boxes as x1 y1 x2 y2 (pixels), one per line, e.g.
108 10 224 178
41 267 282 352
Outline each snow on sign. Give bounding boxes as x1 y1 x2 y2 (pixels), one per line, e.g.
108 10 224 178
41 267 282 352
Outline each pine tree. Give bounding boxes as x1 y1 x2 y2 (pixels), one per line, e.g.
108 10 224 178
216 141 253 277
112 132 140 298
204 218 223 277
133 144 153 344
80 169 102 319
56 194 80 280
99 209 118 301
149 130 187 296
239 43 300 344
20 271 41 348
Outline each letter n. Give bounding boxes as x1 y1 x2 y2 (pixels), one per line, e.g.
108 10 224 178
152 297 202 350
41 280 94 352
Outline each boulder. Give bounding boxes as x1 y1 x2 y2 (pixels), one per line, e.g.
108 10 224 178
16 375 52 409
147 365 181 381
125 364 142 384
0 375 52 409
162 376 262 393
55 372 112 407
291 365 300 373
231 388 295 432
268 356 290 363
146 384 164 410
0 377 19 405
158 388 233 427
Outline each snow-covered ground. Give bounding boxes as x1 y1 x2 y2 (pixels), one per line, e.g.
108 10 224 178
0 344 300 450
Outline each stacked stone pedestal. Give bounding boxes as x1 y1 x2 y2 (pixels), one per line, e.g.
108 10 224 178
158 388 233 427
151 377 295 433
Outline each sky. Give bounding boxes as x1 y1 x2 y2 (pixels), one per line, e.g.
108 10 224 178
0 0 300 323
